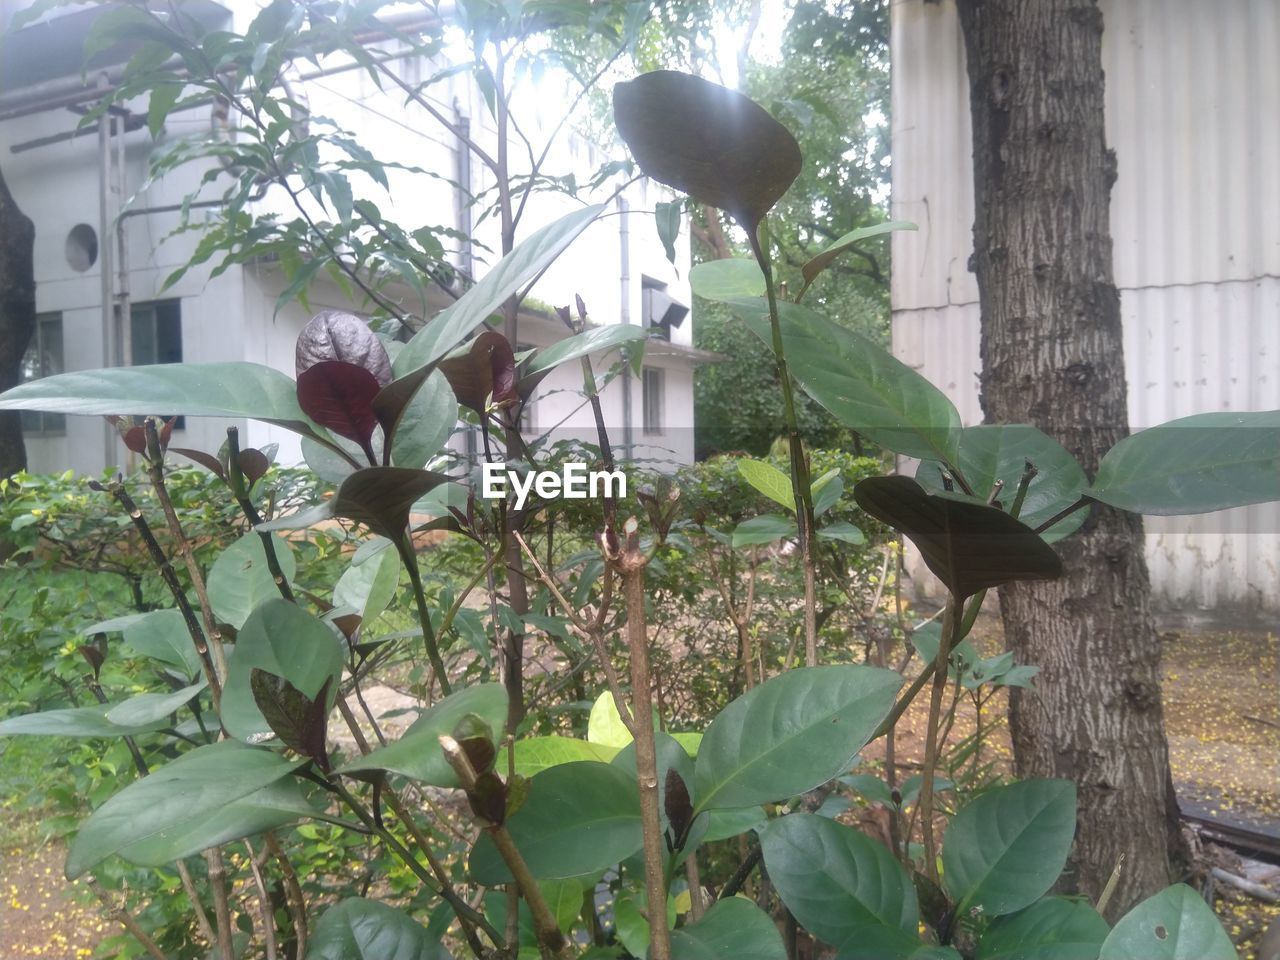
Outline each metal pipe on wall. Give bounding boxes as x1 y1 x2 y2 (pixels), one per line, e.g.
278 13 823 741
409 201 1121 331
96 73 115 467
618 196 633 460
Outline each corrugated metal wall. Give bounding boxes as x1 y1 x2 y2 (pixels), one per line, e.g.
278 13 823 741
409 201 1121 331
889 0 1280 615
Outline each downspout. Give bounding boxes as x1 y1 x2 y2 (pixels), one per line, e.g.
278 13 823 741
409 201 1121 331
618 196 633 460
96 73 115 467
455 98 477 463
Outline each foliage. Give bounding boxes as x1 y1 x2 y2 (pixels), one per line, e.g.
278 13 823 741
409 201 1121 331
2 18 1274 960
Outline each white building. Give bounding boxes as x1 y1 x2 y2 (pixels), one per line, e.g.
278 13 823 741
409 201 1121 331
0 0 707 478
889 0 1279 615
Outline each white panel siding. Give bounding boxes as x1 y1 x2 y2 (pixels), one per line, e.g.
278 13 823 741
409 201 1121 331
890 0 1280 614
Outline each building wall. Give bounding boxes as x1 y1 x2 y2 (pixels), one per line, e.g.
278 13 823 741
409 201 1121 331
2 1 697 479
889 0 1279 614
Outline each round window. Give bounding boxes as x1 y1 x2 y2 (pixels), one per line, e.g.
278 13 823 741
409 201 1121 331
65 223 98 273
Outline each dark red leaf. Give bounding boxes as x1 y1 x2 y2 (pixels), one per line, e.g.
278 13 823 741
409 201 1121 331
296 310 393 387
437 332 517 415
296 360 382 459
613 71 802 235
123 426 146 454
237 448 271 485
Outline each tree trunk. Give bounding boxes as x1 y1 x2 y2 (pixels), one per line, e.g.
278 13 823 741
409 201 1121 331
0 164 36 478
954 0 1187 916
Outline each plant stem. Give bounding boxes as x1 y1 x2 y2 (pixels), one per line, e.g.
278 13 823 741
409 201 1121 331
920 597 960 884
87 878 169 960
439 736 573 959
397 535 452 696
263 832 307 959
204 847 235 960
752 226 818 666
244 840 278 960
611 518 671 960
226 426 295 604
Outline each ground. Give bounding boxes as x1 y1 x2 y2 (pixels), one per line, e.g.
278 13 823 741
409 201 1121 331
0 623 1276 958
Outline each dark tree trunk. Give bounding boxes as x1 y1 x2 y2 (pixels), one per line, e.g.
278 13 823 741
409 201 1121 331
0 164 37 478
954 0 1188 915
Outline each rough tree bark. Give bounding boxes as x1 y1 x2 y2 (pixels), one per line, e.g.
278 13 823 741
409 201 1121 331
0 164 37 479
954 0 1188 916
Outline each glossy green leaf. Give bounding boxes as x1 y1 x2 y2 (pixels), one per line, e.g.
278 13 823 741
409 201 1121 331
66 741 305 878
119 609 204 678
468 761 642 884
703 805 766 842
977 897 1110 960
587 690 632 749
386 370 456 471
334 541 401 624
0 705 165 738
308 897 451 960
668 896 787 960
524 324 650 377
655 200 682 264
689 258 767 302
615 890 676 958
762 813 918 950
729 298 961 463
812 471 844 516
1099 884 1234 960
497 735 618 778
104 681 206 727
0 362 324 439
854 476 1063 599
942 779 1077 917
221 599 345 742
1089 410 1280 515
738 459 795 511
394 204 606 375
840 949 962 960
818 520 865 545
798 221 916 300
693 665 900 812
207 532 297 629
614 71 801 236
731 514 795 548
339 684 508 787
915 425 1088 542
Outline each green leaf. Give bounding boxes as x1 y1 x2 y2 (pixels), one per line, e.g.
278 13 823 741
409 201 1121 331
386 371 457 471
147 81 183 138
761 813 919 950
703 805 766 842
854 476 1063 599
334 542 401 625
1099 884 1234 960
668 896 787 960
0 705 165 739
731 514 795 548
66 741 305 878
976 897 1110 960
468 761 642 884
309 898 451 960
915 425 1088 542
798 221 916 300
689 258 767 302
207 533 297 630
0 362 325 439
520 324 650 398
655 200 682 264
339 684 508 787
693 665 901 812
394 204 605 375
728 298 962 463
1089 410 1280 515
811 471 844 516
497 735 618 778
818 520 865 545
221 599 345 742
941 779 1077 917
738 459 795 512
615 890 676 957
587 690 632 749
120 609 204 678
104 681 206 727
613 71 801 237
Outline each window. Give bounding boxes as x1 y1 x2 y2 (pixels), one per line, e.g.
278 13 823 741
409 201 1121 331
131 299 183 366
642 366 663 436
131 299 184 428
20 313 65 436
